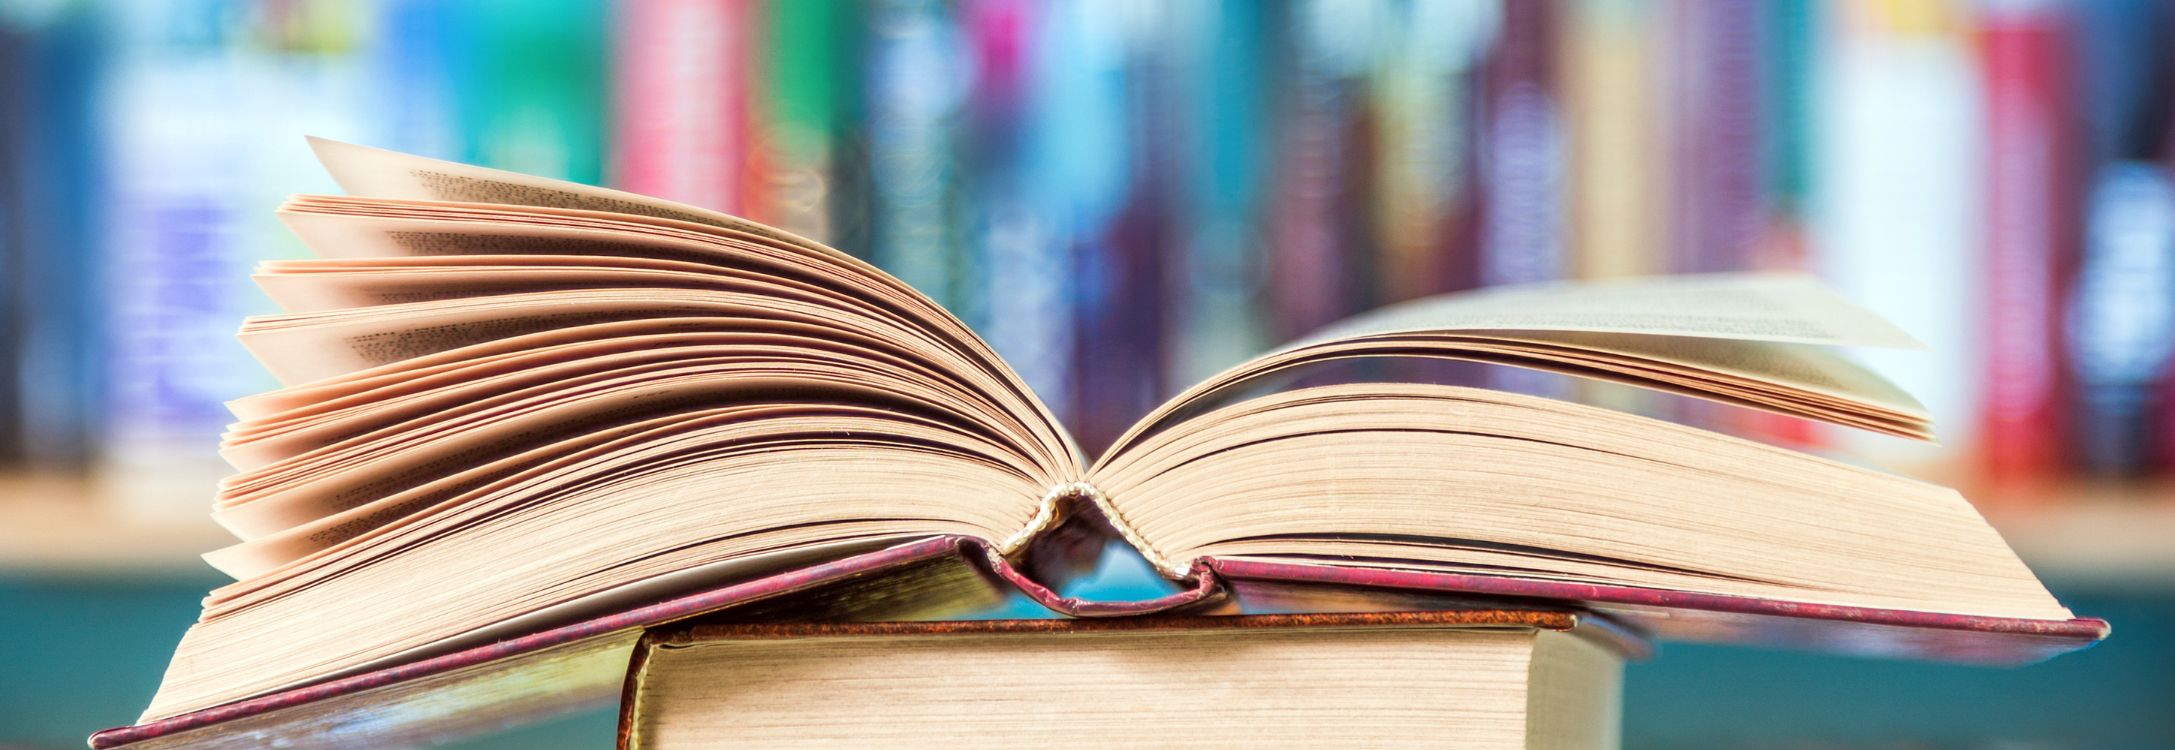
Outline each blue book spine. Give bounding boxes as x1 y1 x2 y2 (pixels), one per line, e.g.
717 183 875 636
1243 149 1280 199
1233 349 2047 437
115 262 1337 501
3 6 104 467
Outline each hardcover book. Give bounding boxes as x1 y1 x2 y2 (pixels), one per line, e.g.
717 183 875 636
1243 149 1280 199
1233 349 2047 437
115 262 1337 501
621 609 1642 750
95 139 2105 749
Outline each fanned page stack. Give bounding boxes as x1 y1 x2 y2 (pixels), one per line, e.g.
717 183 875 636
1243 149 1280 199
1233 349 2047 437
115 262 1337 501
98 139 2105 749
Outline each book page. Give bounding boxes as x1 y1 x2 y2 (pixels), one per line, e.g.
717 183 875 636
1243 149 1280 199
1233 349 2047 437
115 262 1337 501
1107 274 1933 459
306 137 824 255
1290 273 1926 350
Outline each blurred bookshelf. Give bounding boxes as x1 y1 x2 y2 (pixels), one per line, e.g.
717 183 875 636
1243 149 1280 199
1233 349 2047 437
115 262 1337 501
0 473 227 576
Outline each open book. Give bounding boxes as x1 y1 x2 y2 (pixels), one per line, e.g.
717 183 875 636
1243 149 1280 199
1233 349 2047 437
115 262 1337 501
105 139 2104 747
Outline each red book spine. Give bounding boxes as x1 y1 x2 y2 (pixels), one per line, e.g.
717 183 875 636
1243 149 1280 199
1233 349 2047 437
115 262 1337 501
610 0 750 214
1976 2 2074 480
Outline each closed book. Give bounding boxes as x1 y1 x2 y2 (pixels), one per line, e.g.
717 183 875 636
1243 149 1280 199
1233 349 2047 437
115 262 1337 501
96 139 2106 749
622 609 1642 750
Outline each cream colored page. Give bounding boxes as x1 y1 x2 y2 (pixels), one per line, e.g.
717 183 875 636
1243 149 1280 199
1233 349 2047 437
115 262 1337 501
1486 330 1929 420
238 298 698 384
306 137 823 254
1292 273 1927 350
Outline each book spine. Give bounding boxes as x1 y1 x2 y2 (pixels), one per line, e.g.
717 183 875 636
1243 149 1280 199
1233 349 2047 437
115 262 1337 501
371 0 461 158
610 0 748 211
1667 0 1766 277
1171 0 1271 386
0 19 21 463
864 0 973 321
461 0 609 184
1075 1 1178 452
1266 0 1374 341
2 7 104 468
756 0 849 241
1477 0 1567 397
965 0 1072 416
1371 1 1491 304
1813 0 1979 470
97 2 288 515
1975 0 2075 480
2065 0 2175 477
2066 163 2175 476
1560 0 1661 417
1033 0 1132 450
1563 0 1660 283
1737 0 1824 446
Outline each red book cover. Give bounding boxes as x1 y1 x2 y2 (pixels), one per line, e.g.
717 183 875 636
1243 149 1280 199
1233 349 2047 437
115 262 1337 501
92 534 2108 750
1976 0 2076 481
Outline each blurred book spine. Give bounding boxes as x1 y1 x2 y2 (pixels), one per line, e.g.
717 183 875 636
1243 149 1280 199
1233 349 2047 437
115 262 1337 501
1266 0 1375 342
1477 0 1566 397
94 1 271 514
1667 0 1766 277
1813 0 1980 470
2066 163 2175 476
1561 0 1659 417
757 0 852 241
1736 0 1825 446
372 0 461 157
1044 0 1139 452
1563 0 1659 283
2067 0 2174 478
965 0 1070 418
611 0 749 210
461 0 607 183
864 0 972 319
0 15 22 463
1 5 104 468
1975 0 2076 480
1370 0 1491 304
1083 0 1180 451
1172 0 1271 386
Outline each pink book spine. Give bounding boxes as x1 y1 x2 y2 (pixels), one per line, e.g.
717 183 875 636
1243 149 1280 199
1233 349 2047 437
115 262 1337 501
610 0 749 213
1976 1 2075 481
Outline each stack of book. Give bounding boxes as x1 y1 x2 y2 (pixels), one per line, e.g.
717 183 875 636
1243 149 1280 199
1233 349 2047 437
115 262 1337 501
93 143 2106 750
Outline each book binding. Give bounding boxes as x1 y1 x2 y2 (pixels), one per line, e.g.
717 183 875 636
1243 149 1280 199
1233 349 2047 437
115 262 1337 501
91 531 2109 749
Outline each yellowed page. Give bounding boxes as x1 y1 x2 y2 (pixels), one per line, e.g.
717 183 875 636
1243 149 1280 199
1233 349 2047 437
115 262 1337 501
1107 274 1933 459
1292 272 1925 349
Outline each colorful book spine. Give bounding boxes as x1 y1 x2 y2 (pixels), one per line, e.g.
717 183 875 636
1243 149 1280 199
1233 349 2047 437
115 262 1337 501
1563 0 1660 283
95 1 340 514
611 0 748 209
1812 0 1980 472
2067 0 2173 477
1267 0 1374 341
1667 0 1767 276
460 0 608 183
1660 0 1767 434
757 0 852 241
2065 163 2175 476
864 0 972 320
371 0 461 159
1080 0 1179 452
965 0 1070 415
1 6 105 469
1049 0 1164 453
1732 0 1826 446
1477 0 1565 397
1171 0 1271 385
1371 0 1493 304
1975 0 2075 480
0 17 23 463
